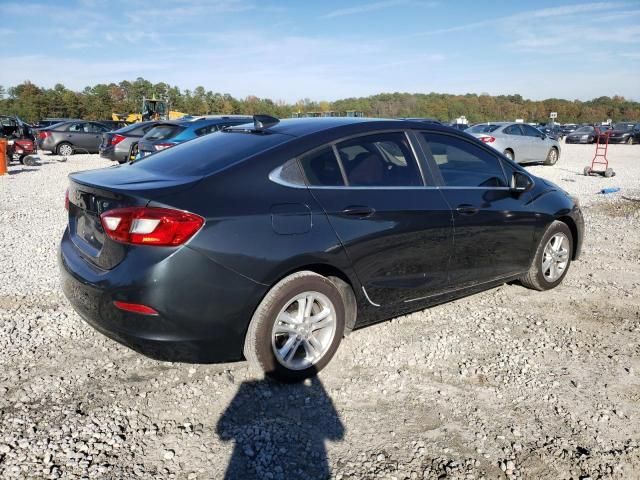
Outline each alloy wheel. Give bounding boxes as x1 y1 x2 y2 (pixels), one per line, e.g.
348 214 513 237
542 233 569 282
271 291 337 371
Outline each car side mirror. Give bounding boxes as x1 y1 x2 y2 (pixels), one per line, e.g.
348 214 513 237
510 171 533 193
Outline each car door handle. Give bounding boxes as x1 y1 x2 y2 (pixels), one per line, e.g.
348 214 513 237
342 205 375 217
455 204 479 216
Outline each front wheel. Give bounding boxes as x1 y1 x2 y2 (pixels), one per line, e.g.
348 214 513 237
244 271 346 382
520 221 573 291
544 148 559 166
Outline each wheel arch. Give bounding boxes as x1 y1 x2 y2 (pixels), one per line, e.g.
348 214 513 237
557 215 579 260
270 263 360 335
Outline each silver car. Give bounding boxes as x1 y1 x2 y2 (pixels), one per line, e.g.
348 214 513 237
465 122 561 165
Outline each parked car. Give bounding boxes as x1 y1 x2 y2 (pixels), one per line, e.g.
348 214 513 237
99 121 158 164
136 116 254 159
1 115 36 164
606 122 640 144
539 124 564 141
37 121 111 155
465 122 561 165
564 125 607 144
34 118 81 130
60 116 584 382
561 124 578 135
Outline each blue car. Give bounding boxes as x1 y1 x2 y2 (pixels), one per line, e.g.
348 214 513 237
136 116 253 159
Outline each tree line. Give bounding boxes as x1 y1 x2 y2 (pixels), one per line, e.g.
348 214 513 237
1 78 638 124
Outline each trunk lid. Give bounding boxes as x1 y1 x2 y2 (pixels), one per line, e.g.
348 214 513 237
68 166 202 269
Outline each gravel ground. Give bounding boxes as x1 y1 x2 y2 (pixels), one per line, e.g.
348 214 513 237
0 145 639 480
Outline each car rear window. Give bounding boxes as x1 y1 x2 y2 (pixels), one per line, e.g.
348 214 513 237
134 131 292 176
144 124 186 141
115 123 151 136
467 124 501 133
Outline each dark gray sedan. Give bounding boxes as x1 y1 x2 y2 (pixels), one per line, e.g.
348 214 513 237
37 121 111 155
99 121 157 163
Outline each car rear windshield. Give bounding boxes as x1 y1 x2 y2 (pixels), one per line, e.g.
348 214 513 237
613 123 633 131
133 131 292 176
467 124 501 133
115 123 150 136
144 124 186 141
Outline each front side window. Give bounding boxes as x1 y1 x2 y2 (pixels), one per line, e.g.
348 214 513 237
421 133 507 188
69 122 90 133
299 147 344 186
335 132 421 187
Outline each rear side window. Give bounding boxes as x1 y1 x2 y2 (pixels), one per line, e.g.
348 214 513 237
521 124 542 137
299 147 344 186
144 125 185 140
134 131 291 176
195 124 220 136
335 132 421 187
421 133 507 188
503 125 523 135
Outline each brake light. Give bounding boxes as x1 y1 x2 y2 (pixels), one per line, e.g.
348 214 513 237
38 131 51 140
64 188 69 211
154 142 175 151
113 301 159 316
480 136 496 143
100 207 204 246
110 134 126 146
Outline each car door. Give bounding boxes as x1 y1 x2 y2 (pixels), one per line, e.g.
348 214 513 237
66 122 93 151
88 123 109 152
297 131 453 308
418 131 538 287
502 124 528 162
521 124 547 162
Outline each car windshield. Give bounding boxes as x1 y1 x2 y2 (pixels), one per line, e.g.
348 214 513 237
134 130 292 177
613 123 634 131
143 124 185 141
574 127 593 133
466 124 501 133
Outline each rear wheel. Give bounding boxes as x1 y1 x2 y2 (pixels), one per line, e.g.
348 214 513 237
57 142 73 156
503 149 514 161
244 271 345 382
544 147 559 166
520 221 573 291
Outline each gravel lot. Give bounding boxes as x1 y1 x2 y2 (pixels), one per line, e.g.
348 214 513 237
1 144 639 480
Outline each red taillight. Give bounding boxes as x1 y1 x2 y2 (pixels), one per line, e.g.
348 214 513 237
480 136 496 143
154 142 175 151
64 188 69 211
100 207 204 246
38 131 51 140
113 301 159 316
110 134 126 146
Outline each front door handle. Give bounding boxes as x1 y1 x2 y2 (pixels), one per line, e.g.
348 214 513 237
455 204 479 216
342 205 375 218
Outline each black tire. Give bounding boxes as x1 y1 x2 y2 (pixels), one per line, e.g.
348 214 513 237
544 147 559 166
604 168 615 178
56 142 74 156
627 137 634 145
583 166 592 176
520 221 573 291
503 149 514 161
19 155 25 164
244 271 346 382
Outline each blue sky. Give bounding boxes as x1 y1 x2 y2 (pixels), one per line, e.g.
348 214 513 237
1 0 639 101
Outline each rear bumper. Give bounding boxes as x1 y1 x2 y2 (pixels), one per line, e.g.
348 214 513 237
99 145 128 162
59 228 268 363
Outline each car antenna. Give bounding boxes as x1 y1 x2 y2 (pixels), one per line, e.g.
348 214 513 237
253 115 279 131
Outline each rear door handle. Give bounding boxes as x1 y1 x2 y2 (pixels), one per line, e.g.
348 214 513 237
455 204 479 216
342 205 375 217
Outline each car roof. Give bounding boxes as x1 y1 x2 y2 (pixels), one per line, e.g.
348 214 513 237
251 117 451 137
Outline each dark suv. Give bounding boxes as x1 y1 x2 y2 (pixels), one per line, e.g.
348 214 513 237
60 116 584 382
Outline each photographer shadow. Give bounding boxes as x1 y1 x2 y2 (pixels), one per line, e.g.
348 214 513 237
216 376 344 480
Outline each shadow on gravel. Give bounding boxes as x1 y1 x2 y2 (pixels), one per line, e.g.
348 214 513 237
216 376 344 480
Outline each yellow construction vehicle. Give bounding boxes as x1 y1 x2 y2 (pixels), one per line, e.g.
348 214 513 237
112 96 187 123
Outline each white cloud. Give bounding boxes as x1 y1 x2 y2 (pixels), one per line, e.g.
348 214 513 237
323 0 437 18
